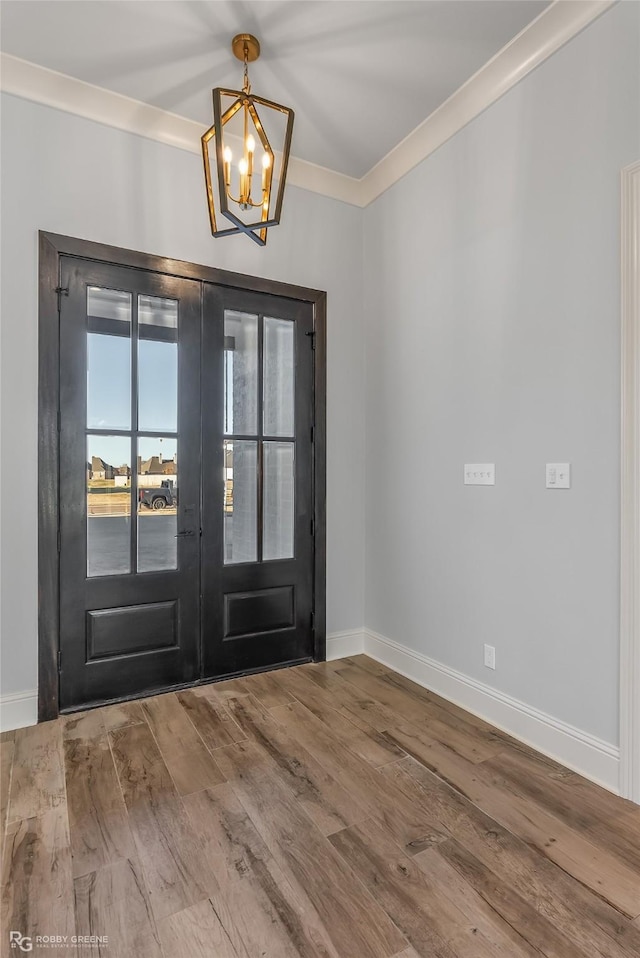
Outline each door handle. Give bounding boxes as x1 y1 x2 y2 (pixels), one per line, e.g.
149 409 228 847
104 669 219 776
174 530 194 538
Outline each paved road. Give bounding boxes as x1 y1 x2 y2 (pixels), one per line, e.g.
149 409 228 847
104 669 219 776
88 515 177 576
87 514 236 575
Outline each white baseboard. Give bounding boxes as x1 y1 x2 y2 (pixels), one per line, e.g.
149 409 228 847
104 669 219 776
363 628 620 795
326 629 365 661
0 689 38 732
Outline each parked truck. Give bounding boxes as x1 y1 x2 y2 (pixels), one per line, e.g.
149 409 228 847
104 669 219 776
138 480 178 510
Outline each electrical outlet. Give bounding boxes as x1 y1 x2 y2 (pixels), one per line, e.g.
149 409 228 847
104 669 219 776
484 644 496 670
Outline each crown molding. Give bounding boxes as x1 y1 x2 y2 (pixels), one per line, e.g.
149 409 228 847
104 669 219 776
0 51 359 207
0 0 615 209
360 0 615 205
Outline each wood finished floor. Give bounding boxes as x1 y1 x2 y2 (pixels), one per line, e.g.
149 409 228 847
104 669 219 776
2 655 640 958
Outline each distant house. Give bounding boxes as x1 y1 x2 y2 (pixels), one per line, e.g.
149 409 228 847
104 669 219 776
89 456 114 480
139 455 162 475
138 454 177 476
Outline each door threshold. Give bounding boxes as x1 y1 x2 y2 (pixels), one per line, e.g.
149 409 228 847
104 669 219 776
59 656 314 714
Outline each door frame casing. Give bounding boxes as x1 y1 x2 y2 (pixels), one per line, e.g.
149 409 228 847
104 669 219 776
38 231 327 722
620 161 640 802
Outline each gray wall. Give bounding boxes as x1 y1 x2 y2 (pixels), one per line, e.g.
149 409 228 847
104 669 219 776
0 95 365 696
363 0 640 745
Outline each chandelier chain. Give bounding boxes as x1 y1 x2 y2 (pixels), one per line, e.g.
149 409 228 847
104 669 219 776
243 45 251 95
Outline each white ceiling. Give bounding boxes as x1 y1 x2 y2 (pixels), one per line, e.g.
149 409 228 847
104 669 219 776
0 0 549 178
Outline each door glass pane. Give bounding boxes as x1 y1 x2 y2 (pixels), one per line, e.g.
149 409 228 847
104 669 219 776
224 311 258 435
138 295 178 432
137 437 178 572
87 434 131 577
224 440 257 564
263 442 295 561
87 287 131 430
263 317 295 437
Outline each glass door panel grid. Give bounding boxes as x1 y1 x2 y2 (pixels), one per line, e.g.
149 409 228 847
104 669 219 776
86 288 179 577
224 311 295 565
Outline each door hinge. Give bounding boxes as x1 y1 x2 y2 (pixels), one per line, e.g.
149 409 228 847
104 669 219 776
310 517 315 536
55 286 69 311
305 330 316 350
57 650 62 672
310 611 315 631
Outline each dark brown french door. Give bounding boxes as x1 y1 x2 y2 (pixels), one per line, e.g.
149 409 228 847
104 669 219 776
57 254 316 711
201 285 314 677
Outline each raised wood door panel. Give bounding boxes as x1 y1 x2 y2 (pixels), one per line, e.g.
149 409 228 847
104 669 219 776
201 284 315 678
58 258 202 709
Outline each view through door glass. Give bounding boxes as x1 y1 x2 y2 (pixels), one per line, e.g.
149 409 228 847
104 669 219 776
58 259 201 710
202 285 315 678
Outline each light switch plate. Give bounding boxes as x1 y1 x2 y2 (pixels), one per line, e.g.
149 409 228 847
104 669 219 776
464 464 495 485
546 463 571 489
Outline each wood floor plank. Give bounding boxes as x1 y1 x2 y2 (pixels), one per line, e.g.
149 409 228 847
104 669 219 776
176 689 246 750
224 694 368 835
235 669 297 709
329 817 484 958
334 661 503 763
74 857 162 958
364 659 588 770
583 806 640 878
382 723 640 918
484 748 638 836
183 783 273 886
421 839 590 958
389 756 640 958
196 677 253 703
63 711 136 878
2 807 75 945
109 722 217 922
299 663 398 732
184 784 342 958
271 697 452 856
7 720 66 822
415 846 541 958
0 733 15 854
101 700 146 731
141 693 225 795
331 812 549 958
157 898 247 958
214 739 407 958
209 859 342 958
274 666 406 767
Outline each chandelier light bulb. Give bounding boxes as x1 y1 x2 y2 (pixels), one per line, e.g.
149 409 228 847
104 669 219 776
223 146 232 186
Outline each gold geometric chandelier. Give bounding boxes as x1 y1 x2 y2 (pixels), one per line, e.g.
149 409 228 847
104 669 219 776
201 34 295 246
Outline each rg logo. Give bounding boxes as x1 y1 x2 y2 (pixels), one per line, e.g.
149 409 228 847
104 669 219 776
9 932 33 952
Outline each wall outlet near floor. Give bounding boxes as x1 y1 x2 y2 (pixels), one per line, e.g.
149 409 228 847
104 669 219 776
464 464 495 485
484 644 496 670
